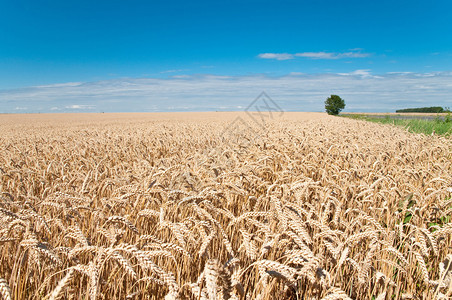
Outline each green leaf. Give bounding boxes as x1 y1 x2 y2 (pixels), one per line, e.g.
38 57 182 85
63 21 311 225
441 215 451 224
403 213 412 224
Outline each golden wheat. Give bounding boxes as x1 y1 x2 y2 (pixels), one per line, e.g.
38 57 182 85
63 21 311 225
0 112 450 299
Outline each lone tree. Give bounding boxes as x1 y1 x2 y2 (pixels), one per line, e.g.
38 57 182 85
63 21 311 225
324 95 345 115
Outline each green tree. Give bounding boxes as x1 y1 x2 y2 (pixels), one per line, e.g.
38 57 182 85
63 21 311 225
324 95 345 115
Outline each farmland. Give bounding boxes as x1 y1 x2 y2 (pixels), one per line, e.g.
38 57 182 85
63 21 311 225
0 112 451 299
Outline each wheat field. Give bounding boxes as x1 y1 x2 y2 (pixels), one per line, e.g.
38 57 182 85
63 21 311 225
0 112 451 300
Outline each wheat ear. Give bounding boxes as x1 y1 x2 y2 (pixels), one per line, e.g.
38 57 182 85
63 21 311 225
48 269 75 300
0 278 11 300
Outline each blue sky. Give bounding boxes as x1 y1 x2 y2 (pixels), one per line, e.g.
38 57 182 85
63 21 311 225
1 0 451 113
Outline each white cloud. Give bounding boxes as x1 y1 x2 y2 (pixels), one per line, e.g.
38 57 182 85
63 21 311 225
295 52 335 59
65 105 95 109
339 52 370 59
296 51 370 59
387 72 414 75
1 72 452 113
338 69 374 78
36 82 82 88
258 53 294 60
259 50 370 60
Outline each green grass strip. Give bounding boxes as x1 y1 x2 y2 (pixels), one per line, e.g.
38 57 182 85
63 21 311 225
342 114 452 136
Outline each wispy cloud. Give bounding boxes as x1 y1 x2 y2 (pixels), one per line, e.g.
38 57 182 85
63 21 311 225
257 53 294 60
37 82 83 88
65 105 95 109
160 69 189 74
296 51 370 59
259 50 370 60
1 71 452 113
294 52 336 59
337 69 375 78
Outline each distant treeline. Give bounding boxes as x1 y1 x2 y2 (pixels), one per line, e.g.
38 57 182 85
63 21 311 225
396 106 445 113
